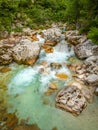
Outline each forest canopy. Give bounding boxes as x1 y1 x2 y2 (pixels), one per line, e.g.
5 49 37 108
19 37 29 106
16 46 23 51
0 0 98 43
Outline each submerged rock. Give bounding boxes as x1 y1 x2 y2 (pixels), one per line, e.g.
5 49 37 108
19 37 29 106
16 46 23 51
0 67 11 73
12 38 41 65
49 82 58 90
6 114 18 129
44 89 56 96
44 82 58 96
56 86 87 116
50 62 62 70
56 73 68 80
14 124 40 130
95 87 98 96
81 87 95 103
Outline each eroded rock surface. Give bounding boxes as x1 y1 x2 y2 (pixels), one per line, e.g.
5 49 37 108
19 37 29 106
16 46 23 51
74 40 94 59
56 86 87 116
12 38 41 65
74 63 98 86
85 74 98 86
0 38 19 65
42 27 62 42
66 30 87 45
84 56 98 67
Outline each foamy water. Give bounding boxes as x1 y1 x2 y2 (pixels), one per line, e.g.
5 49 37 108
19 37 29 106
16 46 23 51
8 67 39 94
1 34 97 130
8 36 74 95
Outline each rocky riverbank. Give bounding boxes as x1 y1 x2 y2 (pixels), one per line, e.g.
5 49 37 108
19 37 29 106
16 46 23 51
0 25 98 129
57 29 98 115
66 30 98 92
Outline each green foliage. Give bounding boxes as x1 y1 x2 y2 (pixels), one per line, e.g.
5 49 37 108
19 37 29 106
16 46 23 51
88 27 98 44
0 0 98 45
65 0 81 22
0 0 67 32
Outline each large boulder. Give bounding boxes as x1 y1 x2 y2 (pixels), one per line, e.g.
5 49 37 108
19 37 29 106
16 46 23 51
84 56 98 66
66 30 87 45
0 48 12 65
92 45 98 56
41 27 62 43
74 40 94 59
12 38 41 65
85 74 98 86
67 35 83 45
0 38 19 65
84 56 98 75
56 86 87 116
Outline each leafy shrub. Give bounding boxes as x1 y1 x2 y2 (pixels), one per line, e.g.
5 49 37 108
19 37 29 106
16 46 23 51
88 27 98 44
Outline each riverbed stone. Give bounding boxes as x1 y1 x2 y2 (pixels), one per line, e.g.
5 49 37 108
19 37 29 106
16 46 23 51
22 28 34 36
84 56 98 67
85 74 98 86
56 86 87 116
42 27 62 42
55 73 68 80
30 34 39 41
95 87 98 96
81 86 95 103
0 37 20 65
0 67 11 73
66 30 87 45
67 35 83 45
44 40 57 46
14 124 40 130
0 48 12 65
12 38 41 65
74 40 94 59
42 44 54 53
6 114 18 129
66 30 79 37
50 62 62 70
49 82 57 90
